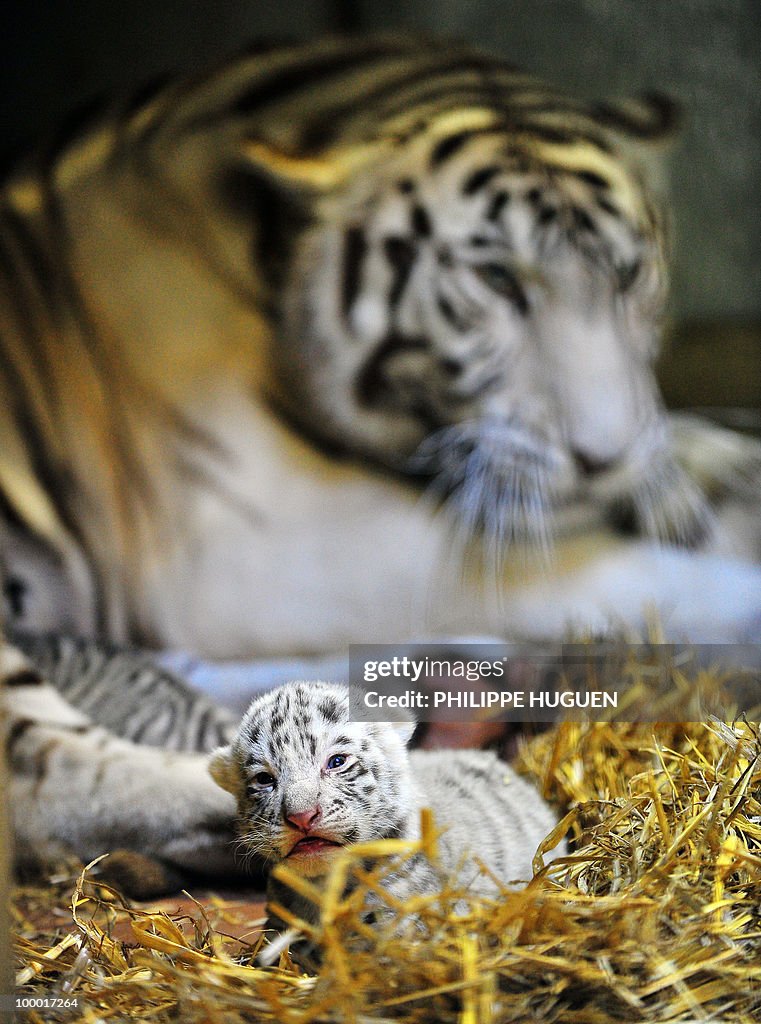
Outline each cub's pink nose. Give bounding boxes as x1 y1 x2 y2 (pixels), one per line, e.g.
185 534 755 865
286 806 321 832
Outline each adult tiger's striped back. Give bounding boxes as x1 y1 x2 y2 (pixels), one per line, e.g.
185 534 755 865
1 36 761 890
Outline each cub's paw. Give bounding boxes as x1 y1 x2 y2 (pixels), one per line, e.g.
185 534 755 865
90 850 187 899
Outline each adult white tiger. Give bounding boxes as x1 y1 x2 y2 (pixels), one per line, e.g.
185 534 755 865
1 36 761 887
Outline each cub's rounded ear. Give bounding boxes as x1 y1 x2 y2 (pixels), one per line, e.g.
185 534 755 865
367 717 416 747
208 746 238 795
389 719 416 747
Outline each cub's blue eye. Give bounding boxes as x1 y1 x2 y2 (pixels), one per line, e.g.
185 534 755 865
253 771 276 787
327 754 348 770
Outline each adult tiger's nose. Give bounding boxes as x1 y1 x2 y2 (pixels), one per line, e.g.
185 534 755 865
286 806 321 832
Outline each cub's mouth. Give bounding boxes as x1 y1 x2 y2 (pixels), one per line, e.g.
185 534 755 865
287 836 344 857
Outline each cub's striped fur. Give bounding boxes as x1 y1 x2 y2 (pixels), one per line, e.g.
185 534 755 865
1 36 760 885
210 681 560 958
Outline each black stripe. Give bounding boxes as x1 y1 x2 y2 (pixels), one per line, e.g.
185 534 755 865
572 207 596 233
5 717 36 751
0 211 62 406
429 130 473 169
486 190 510 222
131 713 165 744
596 196 620 217
410 205 432 238
319 699 342 724
462 165 502 196
194 706 215 749
3 669 42 687
382 816 407 840
573 169 610 189
381 88 512 137
229 44 396 118
356 332 429 407
523 122 613 153
0 343 80 546
4 576 27 619
341 226 367 322
537 205 558 225
0 206 62 320
436 296 469 334
376 59 523 122
383 236 416 307
504 96 588 116
33 739 58 781
297 57 497 150
512 122 575 146
219 163 311 296
590 93 679 139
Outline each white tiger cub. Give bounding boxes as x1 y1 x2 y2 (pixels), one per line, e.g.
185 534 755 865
210 681 560 956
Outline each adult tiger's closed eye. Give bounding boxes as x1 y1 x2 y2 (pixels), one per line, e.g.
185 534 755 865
473 262 529 313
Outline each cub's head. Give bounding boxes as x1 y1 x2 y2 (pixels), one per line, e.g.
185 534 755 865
245 88 712 552
210 681 415 878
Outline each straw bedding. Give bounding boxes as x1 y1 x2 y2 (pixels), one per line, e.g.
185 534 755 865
11 660 761 1023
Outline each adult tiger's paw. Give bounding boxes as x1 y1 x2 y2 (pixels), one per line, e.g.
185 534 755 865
671 414 761 503
605 413 761 554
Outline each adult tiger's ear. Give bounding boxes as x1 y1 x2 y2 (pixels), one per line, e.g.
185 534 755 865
208 746 239 795
533 91 683 220
591 92 683 143
593 92 684 203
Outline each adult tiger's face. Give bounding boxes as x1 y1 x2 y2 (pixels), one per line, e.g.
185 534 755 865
275 125 703 548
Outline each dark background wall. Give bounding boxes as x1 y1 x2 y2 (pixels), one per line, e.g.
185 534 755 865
1 0 759 322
